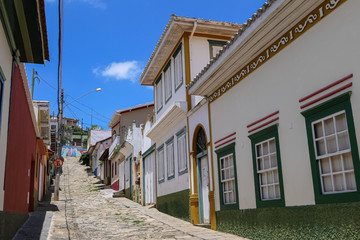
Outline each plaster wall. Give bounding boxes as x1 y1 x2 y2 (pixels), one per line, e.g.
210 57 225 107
210 0 360 210
156 40 186 122
188 103 212 194
0 21 13 211
142 119 154 153
156 119 189 197
4 65 37 214
120 107 154 145
189 37 211 108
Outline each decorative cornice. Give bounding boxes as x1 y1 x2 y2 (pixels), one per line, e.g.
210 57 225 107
187 0 277 91
188 0 346 103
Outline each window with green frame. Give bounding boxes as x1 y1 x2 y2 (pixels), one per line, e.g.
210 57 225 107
173 43 183 91
177 127 187 175
166 136 175 179
302 92 360 204
215 143 239 210
157 145 165 183
249 125 285 208
208 40 227 60
155 75 163 113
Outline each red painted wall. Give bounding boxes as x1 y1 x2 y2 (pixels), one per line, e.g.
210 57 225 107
111 179 119 191
3 64 37 214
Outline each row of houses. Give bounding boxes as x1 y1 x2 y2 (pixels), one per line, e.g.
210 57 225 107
88 0 360 236
0 0 52 239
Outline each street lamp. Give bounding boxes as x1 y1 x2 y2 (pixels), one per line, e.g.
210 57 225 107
64 88 101 109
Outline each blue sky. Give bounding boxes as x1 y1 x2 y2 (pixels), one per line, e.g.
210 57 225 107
26 0 264 129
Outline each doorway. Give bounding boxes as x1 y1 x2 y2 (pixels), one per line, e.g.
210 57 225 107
196 127 210 224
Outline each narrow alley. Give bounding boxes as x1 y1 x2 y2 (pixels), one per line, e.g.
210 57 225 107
30 156 244 239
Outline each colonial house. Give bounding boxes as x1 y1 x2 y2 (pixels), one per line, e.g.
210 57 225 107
141 117 156 206
139 15 242 222
107 103 153 193
187 0 360 237
92 136 111 177
0 0 49 238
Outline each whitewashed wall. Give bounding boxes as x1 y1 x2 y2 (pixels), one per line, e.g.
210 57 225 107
142 119 153 153
156 40 186 122
0 22 13 211
211 0 360 211
157 119 189 197
188 103 212 194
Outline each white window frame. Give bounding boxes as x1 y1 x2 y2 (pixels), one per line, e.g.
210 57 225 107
157 146 165 183
255 137 281 201
311 110 356 194
177 128 187 174
156 76 163 112
164 62 172 102
220 153 236 205
173 45 183 90
166 137 175 179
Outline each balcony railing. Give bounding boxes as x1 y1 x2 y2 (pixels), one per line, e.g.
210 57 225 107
109 136 120 158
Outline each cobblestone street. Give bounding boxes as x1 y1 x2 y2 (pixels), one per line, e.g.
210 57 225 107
46 157 245 240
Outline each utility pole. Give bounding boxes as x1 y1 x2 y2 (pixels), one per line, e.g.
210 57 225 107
81 118 83 148
54 88 64 201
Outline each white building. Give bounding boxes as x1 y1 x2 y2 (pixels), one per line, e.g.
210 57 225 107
188 0 360 236
139 15 242 222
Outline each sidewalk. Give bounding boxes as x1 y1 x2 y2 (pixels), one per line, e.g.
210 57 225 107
13 186 59 240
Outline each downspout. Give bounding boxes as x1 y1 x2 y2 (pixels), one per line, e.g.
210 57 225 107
189 20 197 41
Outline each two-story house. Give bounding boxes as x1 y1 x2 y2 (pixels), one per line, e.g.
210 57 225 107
139 15 241 222
187 0 360 238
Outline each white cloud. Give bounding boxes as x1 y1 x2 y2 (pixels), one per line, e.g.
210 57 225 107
96 61 142 82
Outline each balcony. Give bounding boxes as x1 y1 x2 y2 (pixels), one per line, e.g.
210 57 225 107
109 136 120 159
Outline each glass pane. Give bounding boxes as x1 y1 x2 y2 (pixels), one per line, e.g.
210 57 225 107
261 173 266 185
263 142 269 155
326 136 337 154
343 152 354 170
338 132 350 151
320 158 330 174
269 139 276 153
264 156 270 169
225 192 229 203
229 155 233 165
230 166 234 179
274 170 279 183
314 122 323 138
262 186 268 200
221 170 225 181
322 175 333 192
257 158 263 171
270 154 277 168
331 155 343 172
268 185 275 199
267 171 273 184
333 174 344 191
221 159 224 169
335 113 347 132
275 185 280 198
324 117 335 136
256 145 262 157
345 172 357 190
316 139 326 156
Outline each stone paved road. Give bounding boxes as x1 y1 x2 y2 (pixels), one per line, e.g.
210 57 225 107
48 157 246 240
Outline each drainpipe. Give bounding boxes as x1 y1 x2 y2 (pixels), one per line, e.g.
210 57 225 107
189 20 197 41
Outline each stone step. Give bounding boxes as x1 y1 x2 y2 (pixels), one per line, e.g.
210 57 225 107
113 190 125 198
93 183 106 189
196 224 211 229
